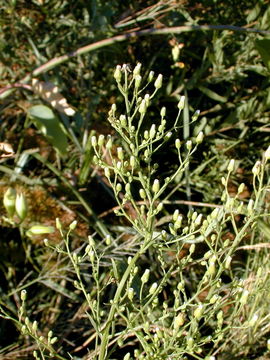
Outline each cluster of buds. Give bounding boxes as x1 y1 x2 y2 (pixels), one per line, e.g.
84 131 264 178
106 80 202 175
3 187 28 222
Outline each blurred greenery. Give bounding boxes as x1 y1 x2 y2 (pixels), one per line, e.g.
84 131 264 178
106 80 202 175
0 0 270 359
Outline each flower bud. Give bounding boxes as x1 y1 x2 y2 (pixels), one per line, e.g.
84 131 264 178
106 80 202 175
149 124 156 139
194 304 204 319
148 70 154 82
186 140 192 151
175 138 181 150
21 289 27 301
249 313 258 327
160 107 166 117
15 193 28 221
3 187 16 218
247 199 254 215
98 134 105 147
173 313 185 329
195 131 204 144
133 62 142 75
106 136 112 149
152 179 160 194
227 159 235 172
26 225 54 237
177 96 185 110
252 161 261 176
114 65 122 82
154 74 163 89
117 147 124 161
134 75 142 89
264 145 270 160
149 282 158 295
192 110 200 121
240 289 249 305
69 220 77 230
141 269 150 283
91 136 97 147
139 99 147 114
123 353 131 360
128 287 134 301
139 188 146 199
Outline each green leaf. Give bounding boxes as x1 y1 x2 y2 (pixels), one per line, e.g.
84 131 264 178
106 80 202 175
255 38 270 71
198 85 227 103
28 105 68 156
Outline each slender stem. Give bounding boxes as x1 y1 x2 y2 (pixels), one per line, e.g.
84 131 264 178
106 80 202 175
1 24 269 99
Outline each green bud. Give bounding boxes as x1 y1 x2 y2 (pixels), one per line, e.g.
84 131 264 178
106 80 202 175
91 135 97 147
98 134 105 147
252 161 261 176
114 65 122 82
195 131 204 144
240 289 249 305
194 304 204 319
177 96 185 110
186 140 192 151
104 167 110 178
26 225 54 237
3 187 16 218
264 146 270 160
152 179 160 194
149 124 156 139
175 138 181 150
139 99 147 114
123 353 131 360
225 255 232 269
15 193 28 221
149 282 158 295
141 269 150 283
128 287 134 301
160 107 166 117
135 75 142 89
139 188 146 199
69 220 77 231
133 62 142 75
148 70 155 82
21 289 27 301
105 234 111 245
227 159 235 172
192 110 200 121
119 114 127 127
173 313 185 329
106 136 112 149
154 74 163 89
117 147 124 161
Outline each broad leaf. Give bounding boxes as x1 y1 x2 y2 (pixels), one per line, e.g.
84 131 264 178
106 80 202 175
28 105 68 156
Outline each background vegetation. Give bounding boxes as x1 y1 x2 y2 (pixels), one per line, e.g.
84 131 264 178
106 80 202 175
0 0 270 359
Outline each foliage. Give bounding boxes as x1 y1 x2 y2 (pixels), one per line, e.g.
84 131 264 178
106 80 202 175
0 1 270 360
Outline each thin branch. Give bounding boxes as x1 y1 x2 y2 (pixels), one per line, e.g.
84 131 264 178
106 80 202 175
0 24 269 100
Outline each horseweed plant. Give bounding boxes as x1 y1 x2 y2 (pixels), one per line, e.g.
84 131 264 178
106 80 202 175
1 64 270 360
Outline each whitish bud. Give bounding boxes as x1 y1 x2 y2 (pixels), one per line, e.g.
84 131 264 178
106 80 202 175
152 179 160 194
144 93 150 106
187 337 194 349
164 131 172 141
114 65 122 82
139 188 146 199
264 145 270 160
105 234 111 245
186 140 192 151
130 156 136 168
247 199 254 215
116 161 122 170
225 255 232 269
89 250 95 263
154 74 163 89
106 136 112 149
119 114 127 127
91 136 97 147
117 147 124 161
209 294 219 304
192 110 200 121
173 209 180 222
175 138 181 150
194 213 203 226
97 134 104 147
195 131 204 144
50 337 58 344
227 159 235 172
238 183 245 194
55 217 62 230
139 99 147 114
44 238 49 246
3 187 16 218
252 161 261 176
69 220 77 231
127 287 134 301
32 320 38 333
123 353 131 360
157 202 163 212
133 62 142 75
174 313 185 329
26 225 54 237
267 339 270 351
174 215 183 230
194 304 204 319
177 96 185 110
189 244 196 254
141 269 150 283
149 124 156 139
160 107 166 117
149 282 158 295
15 193 28 221
240 289 249 305
172 45 180 62
135 75 142 89
21 289 27 301
148 70 154 82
